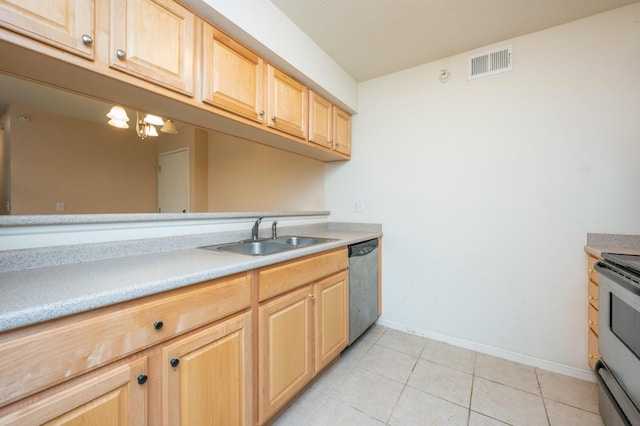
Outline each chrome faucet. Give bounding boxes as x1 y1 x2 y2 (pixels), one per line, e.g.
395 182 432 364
251 216 264 241
271 220 278 239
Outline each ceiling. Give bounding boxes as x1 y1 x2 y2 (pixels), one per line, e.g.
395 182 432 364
270 0 640 82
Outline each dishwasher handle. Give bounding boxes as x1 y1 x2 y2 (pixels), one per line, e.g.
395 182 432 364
349 239 379 257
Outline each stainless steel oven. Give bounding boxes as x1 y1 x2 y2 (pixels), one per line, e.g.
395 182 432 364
595 253 640 426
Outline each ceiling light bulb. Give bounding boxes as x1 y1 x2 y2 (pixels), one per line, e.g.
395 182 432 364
143 114 164 126
160 119 178 134
147 124 159 137
108 119 129 129
107 105 129 121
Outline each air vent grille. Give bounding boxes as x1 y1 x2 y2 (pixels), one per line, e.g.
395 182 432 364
468 45 513 80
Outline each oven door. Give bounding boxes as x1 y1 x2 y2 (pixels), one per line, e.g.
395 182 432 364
597 267 640 425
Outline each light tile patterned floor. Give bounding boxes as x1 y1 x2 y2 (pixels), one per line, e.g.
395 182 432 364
273 325 603 426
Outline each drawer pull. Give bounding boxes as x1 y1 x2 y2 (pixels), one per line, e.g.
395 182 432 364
589 319 598 326
153 321 164 330
170 358 180 368
137 374 148 385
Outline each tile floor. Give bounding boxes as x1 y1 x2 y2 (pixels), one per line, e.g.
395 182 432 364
273 325 603 426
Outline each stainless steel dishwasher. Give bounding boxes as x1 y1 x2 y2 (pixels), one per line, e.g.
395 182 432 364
348 238 379 345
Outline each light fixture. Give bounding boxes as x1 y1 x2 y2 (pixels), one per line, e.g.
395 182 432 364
160 120 178 134
106 106 178 139
106 106 130 129
135 112 158 139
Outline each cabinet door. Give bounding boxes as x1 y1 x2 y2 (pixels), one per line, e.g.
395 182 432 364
333 106 352 155
109 0 195 95
0 0 94 58
315 271 349 372
202 24 265 123
308 91 333 148
259 285 314 424
162 312 252 426
0 357 147 425
266 64 308 139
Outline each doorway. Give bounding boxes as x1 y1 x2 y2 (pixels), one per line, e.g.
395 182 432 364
158 148 189 213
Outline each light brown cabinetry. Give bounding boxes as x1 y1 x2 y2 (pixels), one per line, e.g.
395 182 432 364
202 24 265 123
333 106 352 155
267 64 308 139
160 311 252 425
258 249 348 424
0 0 95 59
0 272 252 424
308 90 352 156
587 254 600 369
109 0 195 95
0 357 148 425
309 91 333 148
0 0 352 162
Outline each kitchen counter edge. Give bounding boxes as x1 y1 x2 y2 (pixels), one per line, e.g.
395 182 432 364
0 228 381 333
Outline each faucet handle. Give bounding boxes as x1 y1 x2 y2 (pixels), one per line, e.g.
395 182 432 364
271 220 278 239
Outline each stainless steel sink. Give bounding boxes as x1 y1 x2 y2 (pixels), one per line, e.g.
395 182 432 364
200 235 338 256
202 240 298 256
271 236 338 246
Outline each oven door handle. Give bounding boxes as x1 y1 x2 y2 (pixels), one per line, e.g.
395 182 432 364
594 359 640 426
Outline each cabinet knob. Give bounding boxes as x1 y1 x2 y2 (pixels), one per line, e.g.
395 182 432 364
259 111 265 117
309 294 315 300
116 49 127 60
170 358 180 368
589 353 598 359
589 319 598 326
153 321 164 330
271 116 276 122
81 34 93 46
589 268 595 274
589 295 598 301
137 374 148 385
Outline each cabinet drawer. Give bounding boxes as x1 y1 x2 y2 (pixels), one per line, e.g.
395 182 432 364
588 303 599 336
0 273 251 408
588 255 599 284
258 248 348 301
588 328 600 370
588 280 599 309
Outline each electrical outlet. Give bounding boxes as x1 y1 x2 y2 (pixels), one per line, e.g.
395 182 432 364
56 202 64 211
353 200 365 212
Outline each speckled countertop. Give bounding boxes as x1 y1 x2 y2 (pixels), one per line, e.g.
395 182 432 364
0 223 381 333
584 233 640 257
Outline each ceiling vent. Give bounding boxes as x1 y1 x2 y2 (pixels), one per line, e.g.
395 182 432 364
468 45 513 80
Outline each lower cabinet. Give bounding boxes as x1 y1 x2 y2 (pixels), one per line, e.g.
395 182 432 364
258 269 348 424
0 357 148 425
160 311 253 426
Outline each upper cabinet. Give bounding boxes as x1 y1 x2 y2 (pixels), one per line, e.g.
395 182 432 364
0 0 95 59
202 24 265 123
308 91 333 149
109 0 195 96
333 106 352 156
0 0 351 162
267 64 308 140
309 90 352 156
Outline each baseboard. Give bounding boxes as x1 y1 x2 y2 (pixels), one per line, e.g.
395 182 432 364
375 318 596 383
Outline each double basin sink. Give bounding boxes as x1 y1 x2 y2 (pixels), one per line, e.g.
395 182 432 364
201 236 338 256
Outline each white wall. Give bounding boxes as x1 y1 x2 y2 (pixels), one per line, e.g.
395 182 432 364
326 4 640 378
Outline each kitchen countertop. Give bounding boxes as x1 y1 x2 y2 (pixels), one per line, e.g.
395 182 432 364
584 233 640 258
0 226 381 333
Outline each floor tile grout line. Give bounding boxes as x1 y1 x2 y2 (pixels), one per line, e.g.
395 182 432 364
535 367 552 425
